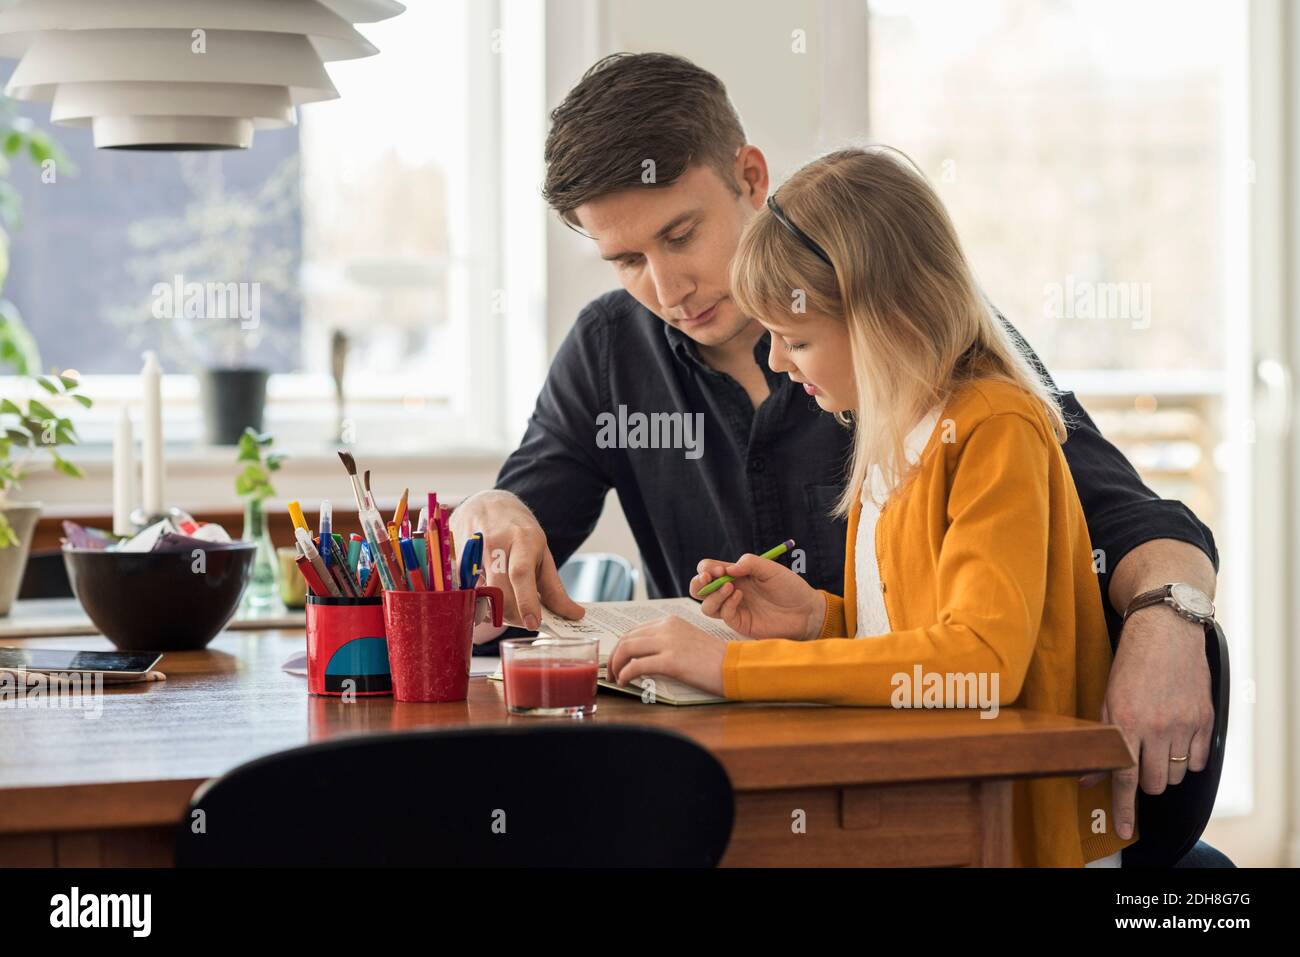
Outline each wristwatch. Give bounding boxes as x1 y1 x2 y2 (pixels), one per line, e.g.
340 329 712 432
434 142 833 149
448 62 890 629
1122 582 1216 627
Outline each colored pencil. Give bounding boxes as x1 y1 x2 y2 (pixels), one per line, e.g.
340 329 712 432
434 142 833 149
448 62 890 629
695 539 796 597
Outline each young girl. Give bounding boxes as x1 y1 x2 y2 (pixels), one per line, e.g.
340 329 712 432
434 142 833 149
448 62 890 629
605 146 1134 867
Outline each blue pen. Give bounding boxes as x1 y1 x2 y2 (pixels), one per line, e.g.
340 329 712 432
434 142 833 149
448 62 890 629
319 500 333 568
458 541 471 589
464 532 483 587
400 537 424 590
459 532 479 588
357 546 372 589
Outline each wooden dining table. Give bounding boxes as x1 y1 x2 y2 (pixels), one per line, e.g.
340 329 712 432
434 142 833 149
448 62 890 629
0 628 1134 867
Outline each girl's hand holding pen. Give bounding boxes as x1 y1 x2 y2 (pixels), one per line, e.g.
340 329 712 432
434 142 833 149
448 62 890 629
608 552 826 696
691 553 826 642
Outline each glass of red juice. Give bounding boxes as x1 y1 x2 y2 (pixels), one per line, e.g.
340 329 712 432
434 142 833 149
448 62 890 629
501 637 599 717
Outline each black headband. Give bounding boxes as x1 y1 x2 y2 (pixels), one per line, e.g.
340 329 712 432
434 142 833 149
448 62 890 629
766 195 834 270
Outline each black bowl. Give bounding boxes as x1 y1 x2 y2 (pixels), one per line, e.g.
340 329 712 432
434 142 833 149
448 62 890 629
63 543 257 651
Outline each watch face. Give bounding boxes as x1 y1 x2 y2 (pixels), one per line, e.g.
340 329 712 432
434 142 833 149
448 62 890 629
1170 583 1214 618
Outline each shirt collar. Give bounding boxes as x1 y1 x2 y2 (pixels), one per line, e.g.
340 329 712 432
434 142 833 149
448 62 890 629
661 318 706 368
862 405 944 503
662 318 783 388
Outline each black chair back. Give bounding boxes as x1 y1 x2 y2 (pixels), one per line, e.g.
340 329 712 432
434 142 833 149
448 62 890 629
176 724 733 867
1123 622 1230 867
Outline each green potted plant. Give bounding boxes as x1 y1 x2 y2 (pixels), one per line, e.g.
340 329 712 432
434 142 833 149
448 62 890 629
235 427 285 609
1 100 75 366
0 101 84 614
0 372 90 614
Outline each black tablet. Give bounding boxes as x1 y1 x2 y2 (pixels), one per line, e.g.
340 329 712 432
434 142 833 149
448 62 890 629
0 647 163 678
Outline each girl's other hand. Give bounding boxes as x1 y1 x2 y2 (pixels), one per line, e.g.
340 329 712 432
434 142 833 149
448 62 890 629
690 554 825 641
606 617 727 696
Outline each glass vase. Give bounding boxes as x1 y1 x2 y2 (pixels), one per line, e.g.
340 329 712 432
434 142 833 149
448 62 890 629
242 498 278 610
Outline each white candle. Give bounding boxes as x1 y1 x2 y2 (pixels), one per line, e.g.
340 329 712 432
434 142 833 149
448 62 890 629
112 407 135 536
140 351 165 517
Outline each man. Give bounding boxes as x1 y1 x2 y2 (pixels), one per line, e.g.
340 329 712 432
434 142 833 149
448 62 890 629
451 52 1227 865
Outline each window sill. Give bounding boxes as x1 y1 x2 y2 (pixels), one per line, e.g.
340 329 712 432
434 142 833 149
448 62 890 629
14 447 512 511
39 445 513 473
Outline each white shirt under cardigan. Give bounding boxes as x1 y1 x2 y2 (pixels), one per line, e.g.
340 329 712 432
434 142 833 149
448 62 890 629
853 406 941 639
849 405 1123 869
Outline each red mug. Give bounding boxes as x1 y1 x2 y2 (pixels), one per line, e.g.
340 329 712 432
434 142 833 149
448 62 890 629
382 587 503 702
305 595 391 697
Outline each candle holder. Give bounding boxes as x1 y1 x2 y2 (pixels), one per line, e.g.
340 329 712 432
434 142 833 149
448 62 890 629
127 506 184 532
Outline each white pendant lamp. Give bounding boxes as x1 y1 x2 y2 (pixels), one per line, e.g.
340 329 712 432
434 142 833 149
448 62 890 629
0 0 404 150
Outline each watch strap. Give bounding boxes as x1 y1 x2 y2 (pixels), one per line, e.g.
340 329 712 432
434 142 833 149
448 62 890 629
1123 584 1174 621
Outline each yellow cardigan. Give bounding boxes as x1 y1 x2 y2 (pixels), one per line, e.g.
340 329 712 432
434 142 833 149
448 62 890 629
721 379 1136 866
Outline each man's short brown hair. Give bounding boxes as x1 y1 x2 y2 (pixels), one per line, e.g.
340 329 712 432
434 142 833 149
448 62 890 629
542 52 747 223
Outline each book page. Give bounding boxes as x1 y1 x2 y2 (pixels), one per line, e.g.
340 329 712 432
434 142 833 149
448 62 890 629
539 598 748 649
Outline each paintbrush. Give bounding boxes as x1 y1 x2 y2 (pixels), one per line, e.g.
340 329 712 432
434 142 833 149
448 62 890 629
336 451 404 591
337 451 367 512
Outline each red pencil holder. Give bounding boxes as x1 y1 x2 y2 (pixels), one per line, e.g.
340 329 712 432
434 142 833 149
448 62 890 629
383 586 503 703
305 595 392 696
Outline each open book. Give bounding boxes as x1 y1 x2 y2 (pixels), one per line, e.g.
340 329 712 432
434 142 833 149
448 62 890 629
491 598 752 706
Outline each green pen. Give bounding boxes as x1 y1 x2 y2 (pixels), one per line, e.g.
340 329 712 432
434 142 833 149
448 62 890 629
414 532 430 581
696 538 796 597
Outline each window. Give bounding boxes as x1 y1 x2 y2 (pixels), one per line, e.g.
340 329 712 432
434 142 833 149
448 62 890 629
863 0 1251 813
1 0 545 455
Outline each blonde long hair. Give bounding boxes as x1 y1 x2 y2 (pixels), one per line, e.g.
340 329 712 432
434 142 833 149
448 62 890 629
731 146 1065 517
